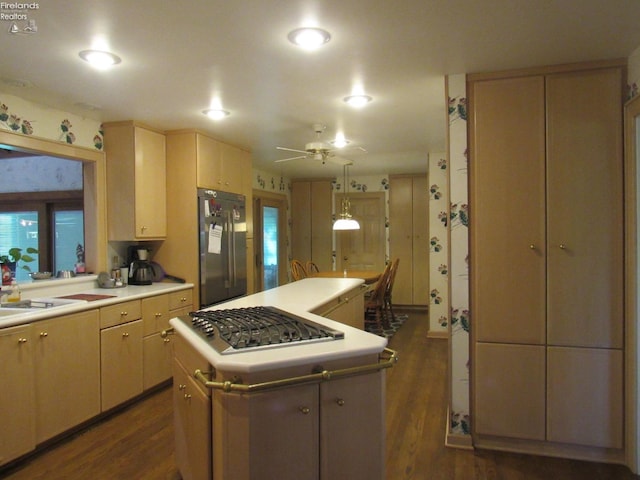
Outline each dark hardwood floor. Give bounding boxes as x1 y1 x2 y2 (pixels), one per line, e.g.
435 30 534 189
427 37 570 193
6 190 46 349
2 310 638 479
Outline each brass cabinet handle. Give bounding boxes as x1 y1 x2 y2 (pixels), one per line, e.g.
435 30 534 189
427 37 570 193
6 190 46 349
559 244 567 250
180 297 187 302
529 244 536 250
184 393 192 400
155 312 162 318
122 332 129 338
121 311 128 317
336 398 345 406
39 332 48 337
178 384 186 391
18 338 28 344
299 406 310 415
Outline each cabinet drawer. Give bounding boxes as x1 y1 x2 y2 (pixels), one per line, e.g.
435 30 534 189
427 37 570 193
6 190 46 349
169 289 193 311
174 334 210 397
100 300 142 329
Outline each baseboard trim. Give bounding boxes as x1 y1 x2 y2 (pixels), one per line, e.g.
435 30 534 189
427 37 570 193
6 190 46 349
444 407 474 450
427 330 449 339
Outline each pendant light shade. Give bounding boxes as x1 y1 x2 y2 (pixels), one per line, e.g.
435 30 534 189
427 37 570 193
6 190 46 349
333 164 360 231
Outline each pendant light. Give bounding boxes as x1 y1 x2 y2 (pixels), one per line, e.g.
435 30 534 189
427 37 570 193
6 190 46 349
333 163 360 231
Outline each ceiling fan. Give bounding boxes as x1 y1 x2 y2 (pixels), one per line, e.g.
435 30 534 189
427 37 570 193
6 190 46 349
275 124 365 165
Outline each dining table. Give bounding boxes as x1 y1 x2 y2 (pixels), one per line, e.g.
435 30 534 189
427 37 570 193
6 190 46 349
312 270 382 285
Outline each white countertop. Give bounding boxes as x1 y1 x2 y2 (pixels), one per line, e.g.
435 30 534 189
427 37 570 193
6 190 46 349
0 275 194 329
170 277 387 374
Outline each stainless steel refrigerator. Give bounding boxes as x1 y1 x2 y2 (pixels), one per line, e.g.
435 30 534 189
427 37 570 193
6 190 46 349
198 188 247 307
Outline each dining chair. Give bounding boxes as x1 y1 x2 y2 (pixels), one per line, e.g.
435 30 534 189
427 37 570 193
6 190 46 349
383 258 400 323
305 261 320 276
364 261 393 330
290 259 307 281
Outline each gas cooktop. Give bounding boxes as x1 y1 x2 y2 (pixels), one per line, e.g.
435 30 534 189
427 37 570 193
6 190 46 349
181 305 344 355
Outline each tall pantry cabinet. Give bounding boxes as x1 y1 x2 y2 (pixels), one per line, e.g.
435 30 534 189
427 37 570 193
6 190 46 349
291 180 333 272
469 62 625 462
389 175 429 306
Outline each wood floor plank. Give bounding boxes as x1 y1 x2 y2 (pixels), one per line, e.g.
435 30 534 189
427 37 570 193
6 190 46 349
2 309 638 479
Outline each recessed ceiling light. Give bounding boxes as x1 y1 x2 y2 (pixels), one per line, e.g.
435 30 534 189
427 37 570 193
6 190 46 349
330 137 350 148
287 27 331 49
343 95 372 108
79 50 121 69
203 109 230 120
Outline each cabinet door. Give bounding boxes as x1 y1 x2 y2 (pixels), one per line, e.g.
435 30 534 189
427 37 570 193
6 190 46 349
323 286 366 329
142 294 169 336
101 320 143 411
34 310 100 443
134 126 167 238
196 133 221 189
389 176 413 304
470 76 547 344
219 142 245 194
291 181 312 263
474 342 546 440
0 324 35 465
310 180 333 270
547 346 623 448
320 372 385 480
215 384 319 480
143 332 172 390
173 358 211 480
411 175 429 304
546 68 623 348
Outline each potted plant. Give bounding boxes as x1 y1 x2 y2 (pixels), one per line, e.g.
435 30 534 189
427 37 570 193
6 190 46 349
1 247 38 285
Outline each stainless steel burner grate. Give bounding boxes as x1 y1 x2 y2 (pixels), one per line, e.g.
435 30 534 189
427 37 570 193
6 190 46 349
184 306 344 354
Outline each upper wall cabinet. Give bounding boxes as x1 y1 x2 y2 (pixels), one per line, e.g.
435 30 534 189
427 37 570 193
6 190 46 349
103 121 167 240
196 133 249 195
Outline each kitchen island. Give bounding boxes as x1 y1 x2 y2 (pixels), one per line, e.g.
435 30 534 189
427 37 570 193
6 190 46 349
170 277 394 480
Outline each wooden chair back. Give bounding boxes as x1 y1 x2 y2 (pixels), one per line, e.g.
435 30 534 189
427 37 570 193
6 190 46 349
306 261 320 275
290 259 307 281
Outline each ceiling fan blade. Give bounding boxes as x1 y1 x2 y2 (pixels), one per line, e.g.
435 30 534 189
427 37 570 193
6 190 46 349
275 155 308 163
277 146 308 154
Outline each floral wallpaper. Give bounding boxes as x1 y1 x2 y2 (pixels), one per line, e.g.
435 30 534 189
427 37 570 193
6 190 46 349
447 74 471 440
0 92 103 149
429 153 449 335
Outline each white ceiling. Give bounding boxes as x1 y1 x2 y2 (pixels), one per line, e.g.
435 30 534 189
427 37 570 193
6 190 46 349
2 0 640 179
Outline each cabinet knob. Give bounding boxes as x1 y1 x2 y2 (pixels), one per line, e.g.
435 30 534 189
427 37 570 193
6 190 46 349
155 312 162 318
559 244 567 250
180 297 187 302
529 244 536 250
122 332 129 338
39 332 48 337
163 338 171 343
299 406 311 415
141 226 147 233
184 393 192 401
336 398 345 407
121 311 128 317
18 338 28 344
178 384 186 391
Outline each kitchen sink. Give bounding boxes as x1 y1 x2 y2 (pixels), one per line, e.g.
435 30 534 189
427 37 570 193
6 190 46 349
0 297 88 310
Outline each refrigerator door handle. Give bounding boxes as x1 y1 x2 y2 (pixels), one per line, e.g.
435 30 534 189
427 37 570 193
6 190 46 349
226 210 236 287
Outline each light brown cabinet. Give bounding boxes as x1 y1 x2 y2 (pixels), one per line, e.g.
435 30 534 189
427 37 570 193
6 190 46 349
156 130 253 301
213 371 385 480
291 179 333 272
103 121 167 240
470 64 624 459
173 334 211 480
34 310 101 443
311 284 368 329
100 299 143 411
142 289 193 390
389 174 429 305
0 324 35 465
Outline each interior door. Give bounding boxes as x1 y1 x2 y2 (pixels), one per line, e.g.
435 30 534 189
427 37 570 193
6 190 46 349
336 192 386 272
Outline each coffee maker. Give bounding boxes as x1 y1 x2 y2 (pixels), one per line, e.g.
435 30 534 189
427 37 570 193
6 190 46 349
127 246 154 285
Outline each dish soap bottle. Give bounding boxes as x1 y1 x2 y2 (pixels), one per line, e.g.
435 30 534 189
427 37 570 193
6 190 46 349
7 279 21 303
